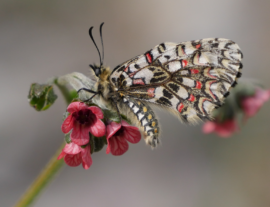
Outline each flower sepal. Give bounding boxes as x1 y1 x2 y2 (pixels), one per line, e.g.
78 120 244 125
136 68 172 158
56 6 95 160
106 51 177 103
65 133 72 144
89 134 106 154
103 109 121 123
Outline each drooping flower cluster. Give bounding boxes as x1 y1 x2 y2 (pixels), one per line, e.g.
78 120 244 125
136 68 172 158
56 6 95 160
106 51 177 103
57 102 141 169
203 85 270 137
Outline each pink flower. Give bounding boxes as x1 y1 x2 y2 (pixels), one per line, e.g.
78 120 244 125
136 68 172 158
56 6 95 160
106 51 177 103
57 142 92 169
61 102 106 145
203 119 239 138
106 121 141 156
241 88 270 120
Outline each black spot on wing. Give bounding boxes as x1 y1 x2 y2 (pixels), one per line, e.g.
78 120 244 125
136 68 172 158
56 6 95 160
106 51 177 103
168 83 179 92
158 43 166 53
163 89 173 99
150 76 167 83
157 97 172 107
223 91 230 97
231 81 237 87
239 62 243 69
164 55 170 60
154 72 165 76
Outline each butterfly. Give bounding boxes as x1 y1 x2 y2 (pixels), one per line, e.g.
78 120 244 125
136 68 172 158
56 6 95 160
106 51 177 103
79 23 243 148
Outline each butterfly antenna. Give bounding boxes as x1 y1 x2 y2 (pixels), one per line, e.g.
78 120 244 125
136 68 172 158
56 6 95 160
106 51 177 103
89 26 102 67
99 22 105 66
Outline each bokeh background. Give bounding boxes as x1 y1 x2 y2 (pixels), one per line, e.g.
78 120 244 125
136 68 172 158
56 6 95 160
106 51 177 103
1 1 270 207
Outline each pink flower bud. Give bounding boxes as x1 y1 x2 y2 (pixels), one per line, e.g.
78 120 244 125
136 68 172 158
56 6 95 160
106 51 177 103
203 119 239 137
241 88 270 120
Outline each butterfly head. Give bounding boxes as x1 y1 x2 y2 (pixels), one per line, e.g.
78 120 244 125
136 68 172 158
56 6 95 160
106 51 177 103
89 64 102 77
90 64 111 82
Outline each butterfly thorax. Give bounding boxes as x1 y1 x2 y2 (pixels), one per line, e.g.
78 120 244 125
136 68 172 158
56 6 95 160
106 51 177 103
96 66 119 101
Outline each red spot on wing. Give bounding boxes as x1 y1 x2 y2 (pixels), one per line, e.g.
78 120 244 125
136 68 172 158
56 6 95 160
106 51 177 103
188 94 195 102
124 66 129 72
181 46 186 55
207 68 216 79
208 80 217 100
145 52 152 63
133 79 145 85
190 69 199 74
178 103 184 113
200 98 208 115
196 44 201 49
196 81 202 89
147 88 155 98
182 60 188 68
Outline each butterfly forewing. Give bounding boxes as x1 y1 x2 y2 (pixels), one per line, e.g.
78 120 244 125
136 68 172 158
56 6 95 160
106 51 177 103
110 38 243 124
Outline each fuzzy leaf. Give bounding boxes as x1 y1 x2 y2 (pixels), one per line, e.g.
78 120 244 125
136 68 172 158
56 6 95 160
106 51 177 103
57 72 108 107
28 83 57 111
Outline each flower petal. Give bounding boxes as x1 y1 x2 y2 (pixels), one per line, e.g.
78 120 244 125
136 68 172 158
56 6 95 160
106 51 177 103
106 121 122 140
63 142 82 154
121 120 132 127
89 119 106 137
88 106 104 119
57 151 66 160
81 145 92 169
64 153 82 167
109 135 129 156
61 115 74 134
71 122 90 145
255 88 270 102
202 121 216 134
67 102 87 114
124 127 141 144
215 120 238 138
106 143 111 154
241 88 270 120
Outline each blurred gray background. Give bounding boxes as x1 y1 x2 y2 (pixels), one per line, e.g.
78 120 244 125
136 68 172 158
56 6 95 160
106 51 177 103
1 1 270 207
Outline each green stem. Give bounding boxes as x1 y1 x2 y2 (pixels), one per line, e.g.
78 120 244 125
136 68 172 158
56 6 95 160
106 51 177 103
16 77 75 207
14 142 65 207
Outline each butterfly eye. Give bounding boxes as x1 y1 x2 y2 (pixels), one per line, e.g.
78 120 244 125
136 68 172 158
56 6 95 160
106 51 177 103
89 64 101 77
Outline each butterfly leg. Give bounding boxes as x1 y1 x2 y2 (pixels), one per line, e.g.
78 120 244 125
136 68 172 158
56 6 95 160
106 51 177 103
77 88 99 102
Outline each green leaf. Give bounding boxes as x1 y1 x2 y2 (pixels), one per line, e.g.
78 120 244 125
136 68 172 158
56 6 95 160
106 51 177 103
64 133 71 144
28 83 57 111
121 114 131 124
103 109 121 123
